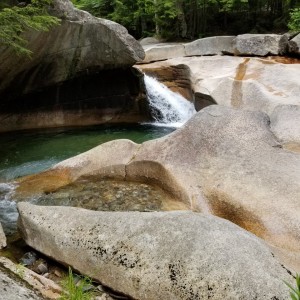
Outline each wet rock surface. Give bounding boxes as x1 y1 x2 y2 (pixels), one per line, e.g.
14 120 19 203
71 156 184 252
137 55 300 118
141 65 194 101
33 178 187 212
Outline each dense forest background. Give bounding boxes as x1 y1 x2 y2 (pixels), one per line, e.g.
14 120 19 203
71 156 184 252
71 0 300 40
0 0 299 56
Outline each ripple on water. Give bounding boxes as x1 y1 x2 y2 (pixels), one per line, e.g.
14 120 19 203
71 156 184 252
33 177 183 212
0 178 187 236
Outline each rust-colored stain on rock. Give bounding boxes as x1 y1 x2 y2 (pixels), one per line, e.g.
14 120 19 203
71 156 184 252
261 56 300 64
231 58 250 107
16 168 72 198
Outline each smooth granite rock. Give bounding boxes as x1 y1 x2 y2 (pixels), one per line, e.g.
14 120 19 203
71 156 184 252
18 203 293 300
232 34 288 56
270 105 300 144
184 36 235 56
137 55 300 117
16 106 300 271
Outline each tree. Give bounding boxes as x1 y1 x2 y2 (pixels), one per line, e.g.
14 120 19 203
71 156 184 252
72 0 299 40
288 7 300 31
0 0 60 56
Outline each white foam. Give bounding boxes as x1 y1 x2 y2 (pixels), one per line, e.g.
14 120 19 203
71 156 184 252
144 75 196 126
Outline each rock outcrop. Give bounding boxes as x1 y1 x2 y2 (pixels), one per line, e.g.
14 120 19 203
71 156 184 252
0 257 62 299
16 105 300 270
0 0 147 132
18 203 293 300
270 105 300 144
137 55 300 118
142 36 235 63
184 36 235 56
288 33 300 56
143 43 186 63
0 0 144 96
142 65 194 101
0 268 42 300
141 34 296 63
232 34 288 56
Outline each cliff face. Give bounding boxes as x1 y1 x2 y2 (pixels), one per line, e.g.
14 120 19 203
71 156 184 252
0 0 147 132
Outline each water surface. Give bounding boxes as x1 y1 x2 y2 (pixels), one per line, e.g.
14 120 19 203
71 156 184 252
0 124 175 234
0 124 175 180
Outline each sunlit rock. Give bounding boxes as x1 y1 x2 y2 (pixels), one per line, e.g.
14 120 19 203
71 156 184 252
16 106 300 271
270 105 300 144
137 55 300 118
232 34 288 56
18 203 293 300
184 36 235 56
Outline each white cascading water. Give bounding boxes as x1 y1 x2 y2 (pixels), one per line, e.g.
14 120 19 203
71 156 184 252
144 75 196 127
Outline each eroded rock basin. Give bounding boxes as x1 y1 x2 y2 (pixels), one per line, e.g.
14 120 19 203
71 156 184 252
1 175 188 237
32 177 188 212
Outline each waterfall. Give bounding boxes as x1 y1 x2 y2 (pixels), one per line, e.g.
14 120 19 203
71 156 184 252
144 75 196 127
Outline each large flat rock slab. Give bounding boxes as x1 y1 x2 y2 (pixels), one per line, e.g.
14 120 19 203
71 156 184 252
18 203 293 300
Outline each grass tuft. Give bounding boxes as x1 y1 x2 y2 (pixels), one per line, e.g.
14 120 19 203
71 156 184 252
59 267 93 300
285 274 300 300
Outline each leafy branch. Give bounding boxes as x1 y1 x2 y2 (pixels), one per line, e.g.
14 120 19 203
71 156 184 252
0 0 60 56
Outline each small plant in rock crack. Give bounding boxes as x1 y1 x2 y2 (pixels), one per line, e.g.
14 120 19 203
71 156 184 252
285 273 300 300
59 267 94 300
15 263 26 279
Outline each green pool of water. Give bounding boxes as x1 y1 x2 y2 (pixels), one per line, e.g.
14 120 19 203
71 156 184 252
0 124 175 181
0 123 175 235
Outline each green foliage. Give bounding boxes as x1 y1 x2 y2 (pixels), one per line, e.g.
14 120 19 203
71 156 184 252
288 8 300 31
59 267 93 300
0 0 60 56
15 263 26 279
71 0 114 18
71 0 299 39
285 274 300 300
